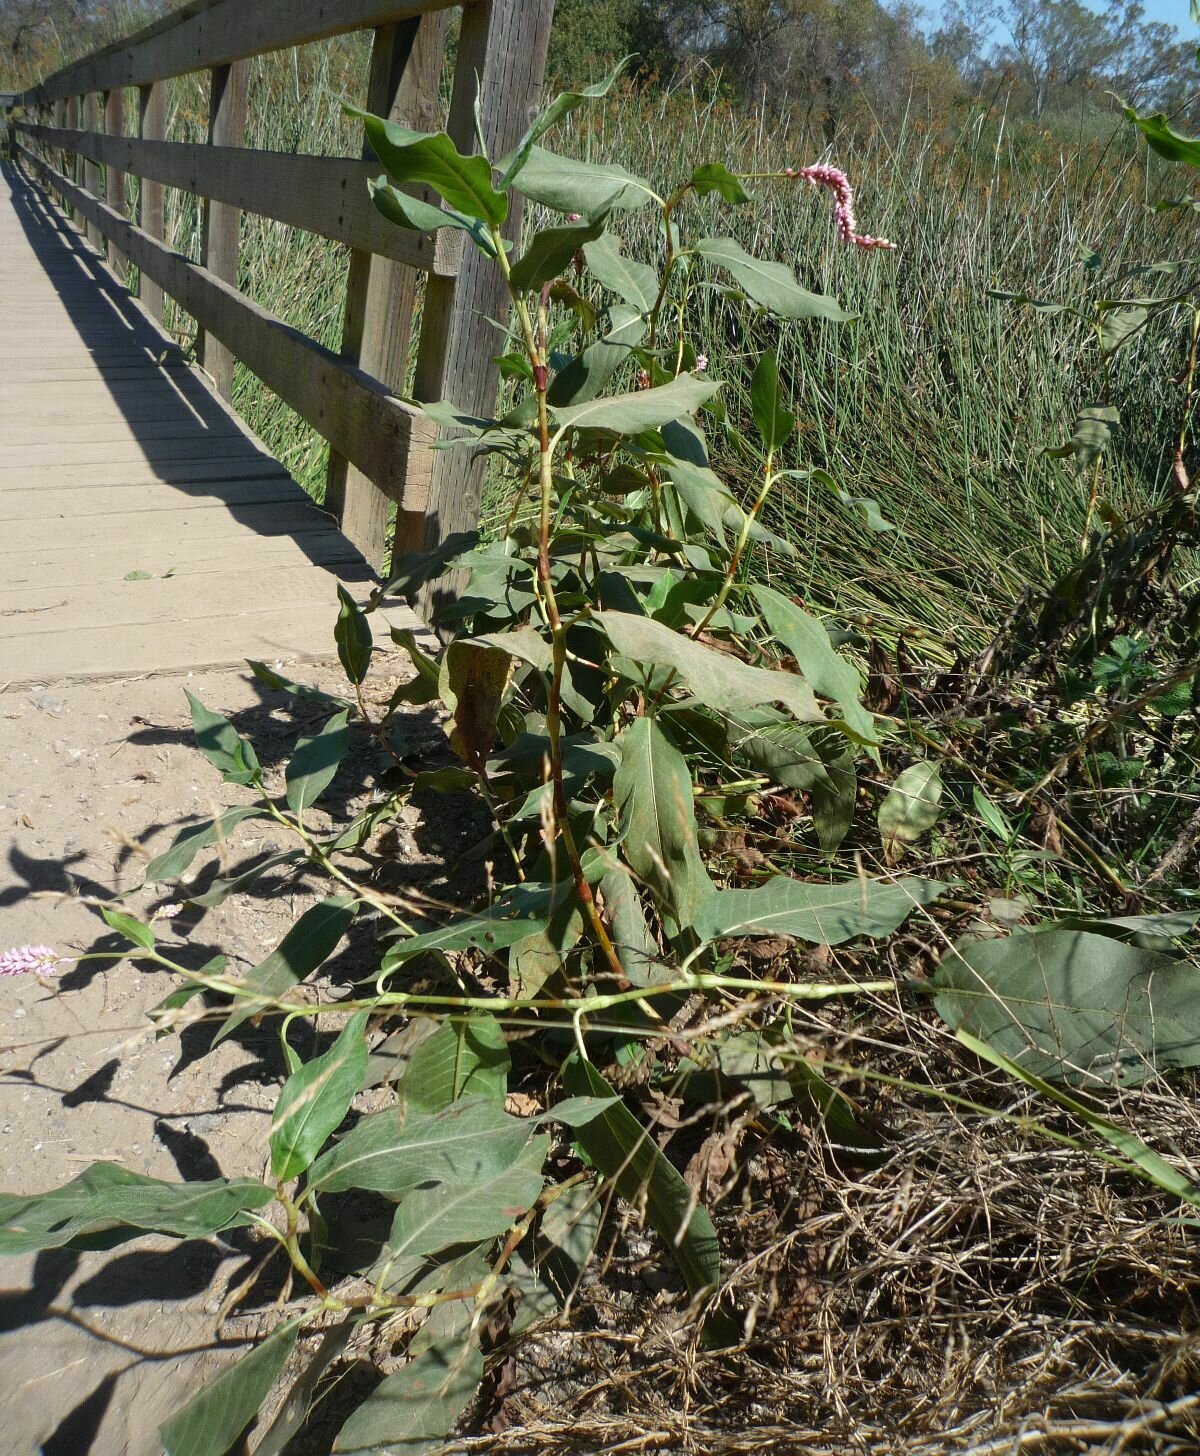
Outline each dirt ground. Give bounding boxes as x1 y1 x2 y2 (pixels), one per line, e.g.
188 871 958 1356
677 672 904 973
0 655 447 1455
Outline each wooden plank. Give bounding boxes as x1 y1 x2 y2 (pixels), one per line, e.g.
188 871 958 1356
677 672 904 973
199 60 247 401
6 535 365 589
19 144 435 511
0 436 283 468
0 460 293 491
0 417 245 447
104 87 127 275
401 0 555 602
26 1 461 103
0 603 385 683
0 566 358 635
138 82 166 323
328 11 447 568
0 501 336 555
16 124 462 276
0 479 309 521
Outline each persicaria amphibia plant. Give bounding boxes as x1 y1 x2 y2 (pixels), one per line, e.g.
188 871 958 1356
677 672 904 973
0 62 921 1456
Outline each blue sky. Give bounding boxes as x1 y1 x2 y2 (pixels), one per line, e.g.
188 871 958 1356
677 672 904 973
1137 0 1197 31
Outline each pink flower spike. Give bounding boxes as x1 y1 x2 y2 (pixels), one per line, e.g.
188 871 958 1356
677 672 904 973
0 944 60 977
156 903 183 920
794 163 896 251
566 212 583 224
695 354 709 372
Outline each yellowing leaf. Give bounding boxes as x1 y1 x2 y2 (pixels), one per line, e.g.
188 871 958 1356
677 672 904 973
439 640 513 771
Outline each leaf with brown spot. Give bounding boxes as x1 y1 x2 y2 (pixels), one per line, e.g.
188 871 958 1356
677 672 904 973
439 640 513 771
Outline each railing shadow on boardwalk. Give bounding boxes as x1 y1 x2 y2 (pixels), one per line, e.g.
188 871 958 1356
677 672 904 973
2 159 373 583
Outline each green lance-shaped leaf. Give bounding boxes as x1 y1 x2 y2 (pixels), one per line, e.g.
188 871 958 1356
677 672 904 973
550 371 720 436
749 350 795 453
499 56 631 188
270 1011 370 1181
934 929 1200 1089
308 1099 534 1198
390 627 442 707
663 451 797 557
508 213 608 292
335 585 372 686
186 690 260 786
877 762 943 857
248 659 354 710
144 805 269 883
0 1162 273 1257
160 1317 301 1456
688 161 753 205
562 1057 736 1345
752 585 877 744
381 908 547 975
548 304 647 406
509 897 585 998
100 904 155 950
600 611 825 725
693 875 945 947
614 717 712 929
582 233 659 313
252 1318 363 1456
187 847 304 910
346 104 507 223
510 144 656 217
397 1013 510 1114
1099 303 1151 355
368 176 499 257
285 709 350 814
1122 100 1200 166
1047 404 1119 473
600 866 668 986
693 236 850 320
385 1135 548 1262
332 1338 485 1456
216 897 357 1043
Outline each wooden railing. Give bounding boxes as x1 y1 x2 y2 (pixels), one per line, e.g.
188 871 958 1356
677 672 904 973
9 0 555 571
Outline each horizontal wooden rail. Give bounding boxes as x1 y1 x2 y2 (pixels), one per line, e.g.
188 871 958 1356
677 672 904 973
16 122 462 276
24 0 460 104
15 141 434 513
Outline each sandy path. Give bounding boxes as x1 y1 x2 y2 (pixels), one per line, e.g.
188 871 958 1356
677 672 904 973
0 661 428 1453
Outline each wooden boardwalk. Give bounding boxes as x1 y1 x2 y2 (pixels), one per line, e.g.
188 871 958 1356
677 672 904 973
0 160 395 684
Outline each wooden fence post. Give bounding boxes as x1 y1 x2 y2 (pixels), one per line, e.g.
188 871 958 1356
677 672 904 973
399 0 555 602
103 88 127 277
326 12 447 568
52 99 65 177
137 82 167 324
199 60 248 400
82 92 104 251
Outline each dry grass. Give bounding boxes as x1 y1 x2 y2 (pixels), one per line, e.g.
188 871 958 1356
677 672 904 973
457 1007 1200 1455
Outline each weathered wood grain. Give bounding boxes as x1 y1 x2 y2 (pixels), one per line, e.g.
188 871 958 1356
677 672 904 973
328 10 448 569
137 81 166 321
25 0 461 102
103 87 126 275
16 123 462 276
199 60 247 400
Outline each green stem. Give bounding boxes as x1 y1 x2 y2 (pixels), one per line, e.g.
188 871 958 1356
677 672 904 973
691 454 775 637
491 227 632 990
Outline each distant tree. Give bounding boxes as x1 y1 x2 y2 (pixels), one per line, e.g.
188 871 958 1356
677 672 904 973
658 0 954 121
545 0 676 83
990 0 1195 117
